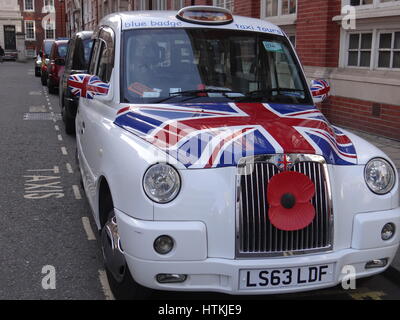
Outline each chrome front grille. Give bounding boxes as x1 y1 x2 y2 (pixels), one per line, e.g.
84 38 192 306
236 154 333 258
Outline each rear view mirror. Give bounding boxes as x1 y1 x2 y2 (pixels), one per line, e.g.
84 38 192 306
310 79 330 104
68 74 110 100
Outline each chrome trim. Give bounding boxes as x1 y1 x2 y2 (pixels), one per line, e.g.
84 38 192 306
235 154 334 258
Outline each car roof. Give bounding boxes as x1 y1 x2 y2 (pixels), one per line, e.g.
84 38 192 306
74 31 94 40
53 39 69 45
99 9 284 37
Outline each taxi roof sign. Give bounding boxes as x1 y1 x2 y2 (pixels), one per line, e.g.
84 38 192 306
176 6 234 25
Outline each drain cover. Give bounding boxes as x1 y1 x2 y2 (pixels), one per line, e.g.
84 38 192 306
29 106 47 113
23 113 62 121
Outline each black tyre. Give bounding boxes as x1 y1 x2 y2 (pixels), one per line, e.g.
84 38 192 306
62 105 75 135
101 208 152 300
41 72 47 86
48 79 58 94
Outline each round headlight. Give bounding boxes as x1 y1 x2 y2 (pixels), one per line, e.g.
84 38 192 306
364 158 396 195
143 163 181 203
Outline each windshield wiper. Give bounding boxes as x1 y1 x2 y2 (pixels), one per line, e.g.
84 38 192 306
154 89 242 103
235 88 306 102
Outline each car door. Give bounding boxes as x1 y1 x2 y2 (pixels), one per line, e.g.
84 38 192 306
76 27 115 209
60 38 74 102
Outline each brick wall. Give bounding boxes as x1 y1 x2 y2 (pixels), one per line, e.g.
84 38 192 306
55 0 66 38
233 0 260 18
296 0 341 68
322 97 400 140
19 0 66 54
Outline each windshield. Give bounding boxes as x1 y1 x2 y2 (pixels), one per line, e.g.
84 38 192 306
57 43 68 58
44 41 53 56
122 28 312 105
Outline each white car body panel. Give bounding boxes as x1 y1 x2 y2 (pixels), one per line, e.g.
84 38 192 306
74 9 400 295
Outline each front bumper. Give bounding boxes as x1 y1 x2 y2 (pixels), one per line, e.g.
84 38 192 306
116 207 400 294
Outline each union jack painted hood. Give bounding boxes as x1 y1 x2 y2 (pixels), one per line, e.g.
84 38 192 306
114 103 358 169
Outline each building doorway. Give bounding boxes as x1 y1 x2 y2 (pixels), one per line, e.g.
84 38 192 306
4 25 16 50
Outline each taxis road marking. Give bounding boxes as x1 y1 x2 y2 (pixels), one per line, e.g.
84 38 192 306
72 185 82 200
349 290 386 300
66 163 73 174
98 270 115 300
82 217 96 240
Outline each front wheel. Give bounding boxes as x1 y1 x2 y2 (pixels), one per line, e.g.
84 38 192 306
48 79 57 94
61 102 75 135
41 72 47 86
101 209 151 300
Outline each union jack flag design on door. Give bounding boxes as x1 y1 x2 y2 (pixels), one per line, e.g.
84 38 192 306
68 74 110 99
115 103 357 168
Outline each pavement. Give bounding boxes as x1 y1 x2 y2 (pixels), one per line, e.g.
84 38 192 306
347 129 400 273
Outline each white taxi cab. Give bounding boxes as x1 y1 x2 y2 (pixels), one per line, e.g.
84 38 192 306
69 6 400 299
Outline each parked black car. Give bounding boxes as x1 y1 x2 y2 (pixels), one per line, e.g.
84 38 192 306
59 31 93 134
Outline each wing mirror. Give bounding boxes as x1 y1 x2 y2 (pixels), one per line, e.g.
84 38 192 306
310 79 330 104
67 74 111 100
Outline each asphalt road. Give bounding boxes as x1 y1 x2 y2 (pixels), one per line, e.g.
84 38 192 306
0 61 399 300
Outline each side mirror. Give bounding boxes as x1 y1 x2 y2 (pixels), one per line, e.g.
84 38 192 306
68 74 111 100
310 79 330 104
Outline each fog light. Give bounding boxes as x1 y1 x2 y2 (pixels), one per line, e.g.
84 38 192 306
381 223 395 241
156 274 187 283
365 258 388 269
154 235 174 254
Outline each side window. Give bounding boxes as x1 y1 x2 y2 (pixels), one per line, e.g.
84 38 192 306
72 38 88 71
95 27 115 83
88 38 101 75
66 39 74 70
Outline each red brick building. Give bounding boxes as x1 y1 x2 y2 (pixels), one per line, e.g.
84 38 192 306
19 0 66 57
63 0 400 141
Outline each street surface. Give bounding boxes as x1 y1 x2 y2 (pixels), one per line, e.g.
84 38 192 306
0 61 399 300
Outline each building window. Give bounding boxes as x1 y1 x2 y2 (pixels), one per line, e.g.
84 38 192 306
213 0 234 11
347 0 400 7
345 30 400 69
25 20 35 40
350 0 373 5
172 0 184 10
289 35 296 47
24 0 34 11
377 31 400 68
137 0 166 10
44 0 55 12
264 0 297 17
45 21 55 39
347 32 373 67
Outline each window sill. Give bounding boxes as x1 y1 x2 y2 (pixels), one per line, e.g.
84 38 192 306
333 6 400 22
262 14 296 26
305 65 400 86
